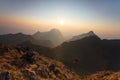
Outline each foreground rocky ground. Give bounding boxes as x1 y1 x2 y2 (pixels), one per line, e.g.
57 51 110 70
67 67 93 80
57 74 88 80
0 45 120 80
0 46 80 80
82 71 120 80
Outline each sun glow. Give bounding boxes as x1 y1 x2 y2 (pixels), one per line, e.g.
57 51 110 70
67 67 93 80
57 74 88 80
60 19 64 26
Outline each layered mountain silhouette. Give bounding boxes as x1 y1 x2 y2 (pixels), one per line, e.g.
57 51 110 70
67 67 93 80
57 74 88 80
0 33 32 45
1 30 120 77
53 31 120 75
33 29 64 46
68 31 100 42
0 29 64 47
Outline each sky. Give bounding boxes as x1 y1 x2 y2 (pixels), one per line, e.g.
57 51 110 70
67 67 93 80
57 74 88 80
0 0 120 39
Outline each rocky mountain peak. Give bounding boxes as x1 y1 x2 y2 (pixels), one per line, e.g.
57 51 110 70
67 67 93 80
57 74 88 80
32 29 64 47
68 31 100 42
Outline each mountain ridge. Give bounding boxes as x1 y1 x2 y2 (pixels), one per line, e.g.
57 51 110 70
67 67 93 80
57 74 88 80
32 28 64 47
0 29 64 48
53 34 120 75
68 31 101 42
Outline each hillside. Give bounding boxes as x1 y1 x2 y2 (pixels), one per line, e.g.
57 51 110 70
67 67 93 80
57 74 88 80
0 45 80 80
0 33 32 46
53 33 120 75
1 44 120 80
82 71 120 80
0 31 120 80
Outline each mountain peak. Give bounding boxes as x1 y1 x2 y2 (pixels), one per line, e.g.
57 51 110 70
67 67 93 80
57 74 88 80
50 28 61 33
88 31 94 34
33 31 40 35
86 31 96 36
15 33 24 35
36 31 41 33
32 29 64 47
68 31 100 42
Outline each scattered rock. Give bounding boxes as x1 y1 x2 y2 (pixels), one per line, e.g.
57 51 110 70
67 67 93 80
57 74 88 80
49 64 56 72
21 50 35 64
0 72 10 80
0 46 80 80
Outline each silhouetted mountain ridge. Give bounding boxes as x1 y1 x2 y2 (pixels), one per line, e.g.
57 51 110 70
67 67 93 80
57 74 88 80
0 33 32 45
0 29 64 47
68 31 101 42
33 29 64 46
53 31 120 75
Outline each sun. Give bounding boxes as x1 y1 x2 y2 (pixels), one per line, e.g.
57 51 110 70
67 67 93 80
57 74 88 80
60 19 64 26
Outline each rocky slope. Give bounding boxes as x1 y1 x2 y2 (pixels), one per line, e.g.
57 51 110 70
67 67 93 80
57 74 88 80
82 71 120 80
54 32 120 74
0 45 80 80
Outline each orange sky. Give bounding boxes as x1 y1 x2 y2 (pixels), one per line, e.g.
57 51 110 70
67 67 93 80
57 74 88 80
0 16 120 39
0 0 120 39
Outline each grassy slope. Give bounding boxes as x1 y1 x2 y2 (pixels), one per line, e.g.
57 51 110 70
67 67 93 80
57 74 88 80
0 46 80 80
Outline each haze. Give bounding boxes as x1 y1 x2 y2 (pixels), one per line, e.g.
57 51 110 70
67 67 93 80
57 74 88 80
0 0 120 39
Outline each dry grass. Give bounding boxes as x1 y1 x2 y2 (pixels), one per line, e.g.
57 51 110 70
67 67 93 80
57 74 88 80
81 71 120 80
0 46 80 80
1 46 120 80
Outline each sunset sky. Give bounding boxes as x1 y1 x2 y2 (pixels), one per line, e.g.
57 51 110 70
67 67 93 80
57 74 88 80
0 0 120 39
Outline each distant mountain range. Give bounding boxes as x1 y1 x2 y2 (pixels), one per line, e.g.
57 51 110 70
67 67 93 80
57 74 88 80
33 29 64 46
1 29 120 76
0 33 32 45
0 29 64 47
68 31 100 42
